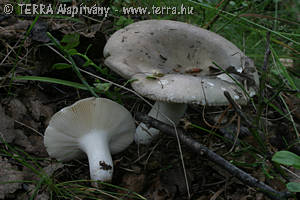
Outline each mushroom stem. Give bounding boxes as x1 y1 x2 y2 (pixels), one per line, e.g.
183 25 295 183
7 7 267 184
79 131 113 183
135 101 187 144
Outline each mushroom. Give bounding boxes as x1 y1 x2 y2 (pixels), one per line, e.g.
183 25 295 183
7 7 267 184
103 20 259 144
44 97 135 183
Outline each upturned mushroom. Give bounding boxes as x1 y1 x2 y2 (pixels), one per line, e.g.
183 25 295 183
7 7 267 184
44 97 135 183
103 20 259 144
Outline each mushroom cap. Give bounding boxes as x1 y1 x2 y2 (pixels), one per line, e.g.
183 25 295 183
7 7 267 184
44 97 135 161
104 20 259 106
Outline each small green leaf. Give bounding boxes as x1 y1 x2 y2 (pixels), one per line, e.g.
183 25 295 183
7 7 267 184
52 63 72 70
14 76 97 92
83 59 93 67
61 33 80 50
286 182 300 193
126 78 138 84
229 1 236 6
152 72 164 77
115 16 134 28
146 75 158 80
65 48 78 55
146 72 165 80
94 83 112 92
272 151 300 169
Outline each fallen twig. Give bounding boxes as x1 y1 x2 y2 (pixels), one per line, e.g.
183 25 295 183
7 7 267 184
223 91 253 128
224 90 269 153
135 112 293 200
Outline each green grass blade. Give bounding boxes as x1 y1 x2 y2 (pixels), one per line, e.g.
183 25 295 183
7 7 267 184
46 32 99 97
9 15 40 94
15 76 97 91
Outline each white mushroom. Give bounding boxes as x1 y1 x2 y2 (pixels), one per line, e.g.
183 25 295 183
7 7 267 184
44 97 135 183
136 101 187 144
103 20 259 144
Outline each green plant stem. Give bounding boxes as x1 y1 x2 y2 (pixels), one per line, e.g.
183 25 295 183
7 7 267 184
46 32 98 97
255 32 271 130
9 15 39 95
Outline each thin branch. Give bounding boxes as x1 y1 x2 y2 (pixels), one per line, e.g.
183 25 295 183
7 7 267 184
135 113 293 200
223 91 253 127
262 32 271 72
257 31 271 121
224 91 267 152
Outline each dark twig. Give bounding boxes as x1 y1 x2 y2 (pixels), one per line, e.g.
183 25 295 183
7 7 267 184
135 113 293 200
257 31 271 123
224 91 267 153
262 32 271 72
223 91 253 127
254 32 272 152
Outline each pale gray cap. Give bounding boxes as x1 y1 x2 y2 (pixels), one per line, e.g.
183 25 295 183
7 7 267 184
103 20 259 106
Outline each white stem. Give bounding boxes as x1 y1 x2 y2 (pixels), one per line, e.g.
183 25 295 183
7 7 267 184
135 101 187 144
79 131 113 182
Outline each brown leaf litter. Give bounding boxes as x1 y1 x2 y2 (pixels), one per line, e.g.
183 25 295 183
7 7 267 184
0 157 24 199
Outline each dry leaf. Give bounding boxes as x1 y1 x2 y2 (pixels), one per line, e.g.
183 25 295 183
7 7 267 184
0 157 24 199
0 104 16 143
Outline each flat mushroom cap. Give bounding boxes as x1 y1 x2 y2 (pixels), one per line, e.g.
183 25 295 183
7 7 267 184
44 97 135 161
104 20 259 106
